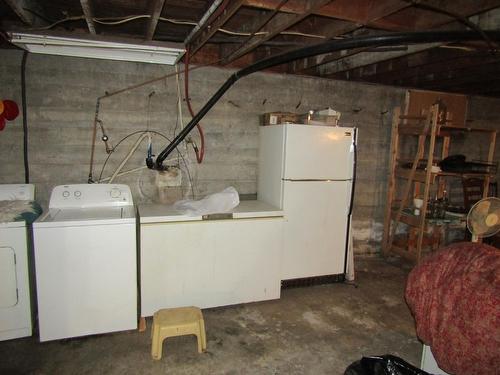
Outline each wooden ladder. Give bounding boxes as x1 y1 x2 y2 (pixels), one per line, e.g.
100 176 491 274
382 104 440 263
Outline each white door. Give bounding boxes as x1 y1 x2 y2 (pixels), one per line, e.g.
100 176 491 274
0 226 32 341
282 180 351 279
284 125 354 180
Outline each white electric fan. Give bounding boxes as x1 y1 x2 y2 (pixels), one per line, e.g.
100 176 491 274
466 197 500 242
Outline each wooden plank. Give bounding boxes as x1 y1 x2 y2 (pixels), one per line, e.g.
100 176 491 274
4 0 44 25
404 89 468 128
145 0 166 40
313 4 500 78
416 105 439 263
244 0 409 26
484 131 497 197
80 0 97 34
396 168 436 184
188 0 245 55
320 42 441 77
223 0 333 64
289 0 413 74
382 107 400 256
388 109 432 249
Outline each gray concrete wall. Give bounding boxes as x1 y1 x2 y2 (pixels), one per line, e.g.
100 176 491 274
1 50 499 253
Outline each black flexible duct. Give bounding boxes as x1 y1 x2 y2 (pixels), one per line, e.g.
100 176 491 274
155 30 500 169
21 51 30 183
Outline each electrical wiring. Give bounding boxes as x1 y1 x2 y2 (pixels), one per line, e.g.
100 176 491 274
32 15 86 30
97 129 194 198
29 13 327 40
21 51 29 183
88 60 223 183
185 46 205 164
173 64 183 139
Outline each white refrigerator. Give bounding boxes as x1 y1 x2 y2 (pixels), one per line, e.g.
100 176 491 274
258 124 356 281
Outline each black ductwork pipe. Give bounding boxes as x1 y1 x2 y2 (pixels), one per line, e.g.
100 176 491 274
154 30 500 169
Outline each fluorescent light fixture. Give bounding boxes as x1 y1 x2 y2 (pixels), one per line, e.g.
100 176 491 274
8 32 185 65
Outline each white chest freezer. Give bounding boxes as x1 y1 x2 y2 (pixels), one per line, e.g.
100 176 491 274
139 200 284 317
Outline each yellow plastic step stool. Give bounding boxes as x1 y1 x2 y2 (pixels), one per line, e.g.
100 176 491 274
151 306 207 360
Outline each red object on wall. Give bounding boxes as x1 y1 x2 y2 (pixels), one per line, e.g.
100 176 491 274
2 100 19 121
0 99 20 131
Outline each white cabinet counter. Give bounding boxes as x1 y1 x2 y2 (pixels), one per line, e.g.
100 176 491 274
139 200 284 317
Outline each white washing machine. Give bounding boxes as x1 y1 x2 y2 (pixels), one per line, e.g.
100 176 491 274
33 184 137 342
0 184 39 341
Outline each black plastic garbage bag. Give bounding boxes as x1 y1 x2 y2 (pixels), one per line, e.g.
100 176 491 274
344 355 431 375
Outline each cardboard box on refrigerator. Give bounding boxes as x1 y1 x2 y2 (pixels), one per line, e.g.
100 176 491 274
261 112 300 126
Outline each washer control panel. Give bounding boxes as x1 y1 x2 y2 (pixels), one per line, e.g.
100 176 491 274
49 184 133 209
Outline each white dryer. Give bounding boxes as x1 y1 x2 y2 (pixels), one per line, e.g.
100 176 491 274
33 184 137 342
0 184 39 341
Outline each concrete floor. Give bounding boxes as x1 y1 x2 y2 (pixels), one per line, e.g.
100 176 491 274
0 256 421 375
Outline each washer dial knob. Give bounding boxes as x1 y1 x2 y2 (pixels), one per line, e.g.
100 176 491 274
110 188 121 198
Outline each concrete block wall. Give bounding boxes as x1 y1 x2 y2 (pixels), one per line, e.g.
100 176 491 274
1 50 499 254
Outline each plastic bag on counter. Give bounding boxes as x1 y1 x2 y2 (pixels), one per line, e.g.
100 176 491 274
173 186 240 216
344 355 430 375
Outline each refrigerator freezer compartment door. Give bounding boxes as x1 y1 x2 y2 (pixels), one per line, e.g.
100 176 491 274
284 125 354 180
282 180 351 279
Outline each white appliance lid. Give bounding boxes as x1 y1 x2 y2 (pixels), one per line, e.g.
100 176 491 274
139 200 283 223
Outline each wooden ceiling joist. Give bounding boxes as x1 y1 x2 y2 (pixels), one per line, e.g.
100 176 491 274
350 49 497 85
320 43 442 77
222 0 333 65
145 0 166 40
80 0 96 34
188 0 246 56
244 0 411 29
304 3 500 77
4 0 45 26
287 1 413 74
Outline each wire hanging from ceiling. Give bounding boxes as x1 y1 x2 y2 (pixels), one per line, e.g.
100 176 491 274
184 46 205 164
27 14 327 40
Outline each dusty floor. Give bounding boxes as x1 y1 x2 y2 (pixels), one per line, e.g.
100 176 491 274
0 256 421 375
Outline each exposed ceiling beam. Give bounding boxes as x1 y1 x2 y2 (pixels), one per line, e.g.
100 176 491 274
320 42 442 77
244 0 411 29
145 0 166 40
223 0 333 64
188 0 246 56
225 0 289 54
400 0 500 29
80 0 96 34
354 49 498 86
316 5 500 77
4 0 46 26
287 1 413 74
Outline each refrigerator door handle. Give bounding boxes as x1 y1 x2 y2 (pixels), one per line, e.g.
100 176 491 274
346 180 353 215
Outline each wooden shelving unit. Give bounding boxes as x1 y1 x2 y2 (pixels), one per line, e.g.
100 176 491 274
382 103 497 263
